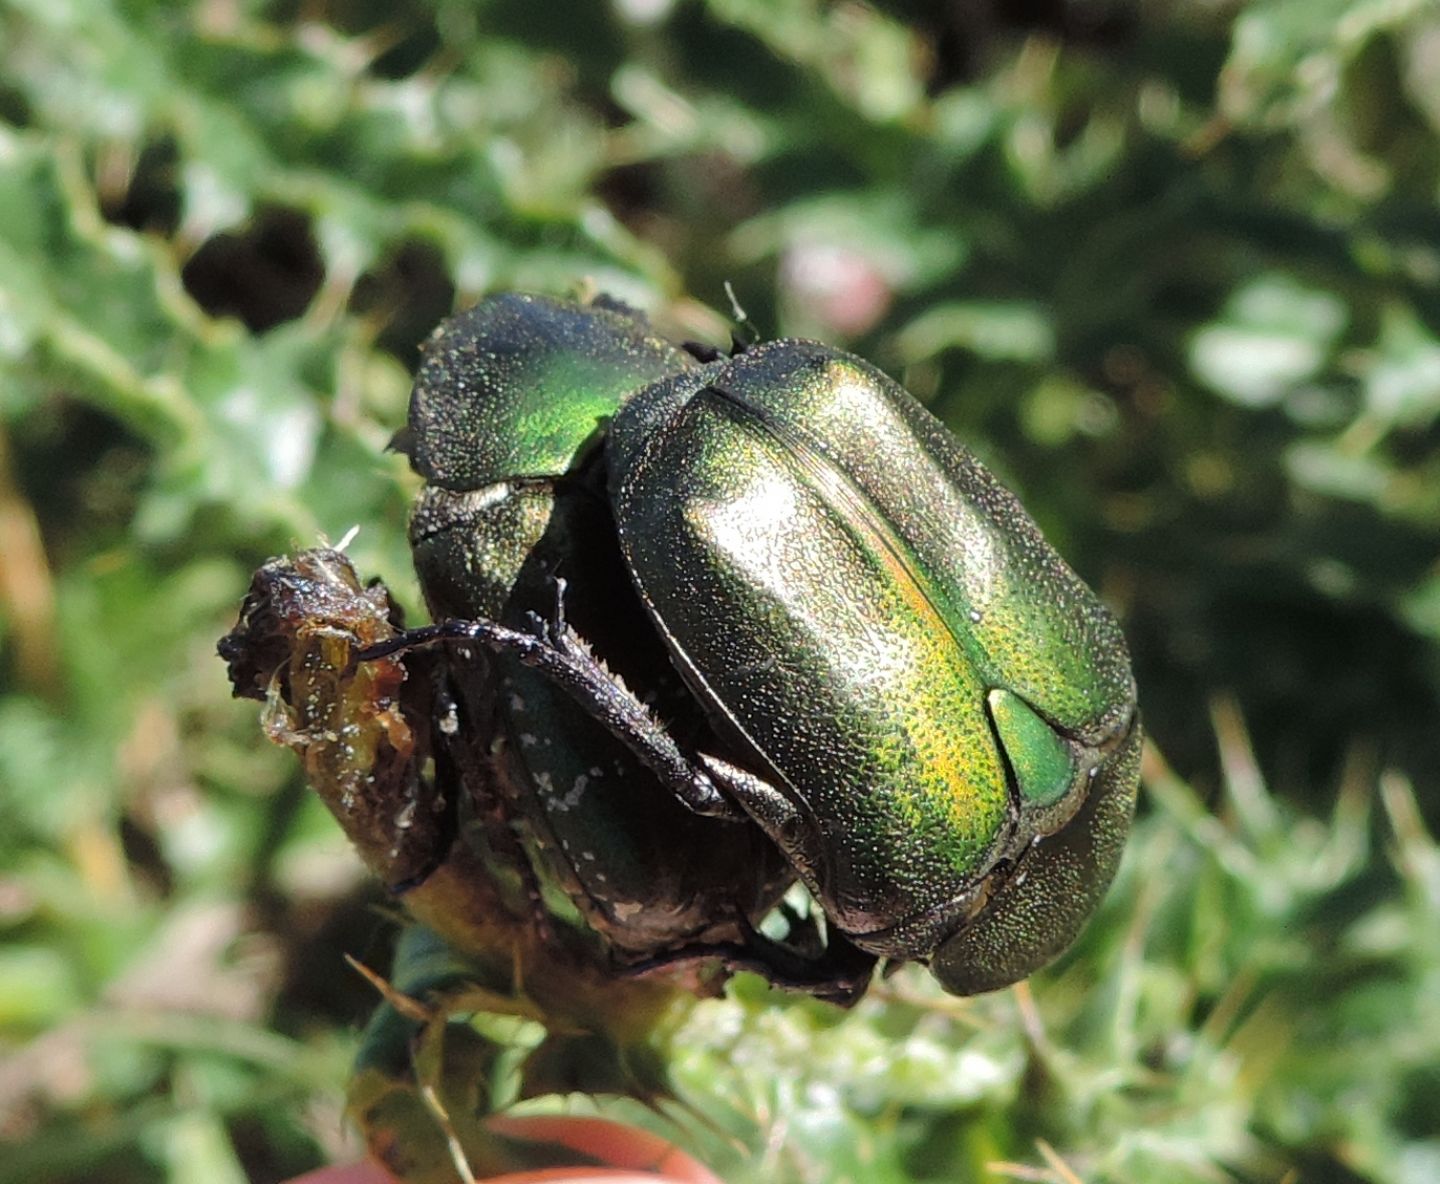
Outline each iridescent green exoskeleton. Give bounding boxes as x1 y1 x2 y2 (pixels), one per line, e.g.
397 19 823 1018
606 341 1140 994
385 292 1141 998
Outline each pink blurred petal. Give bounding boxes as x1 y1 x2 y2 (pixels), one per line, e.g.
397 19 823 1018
281 1115 723 1184
482 1171 715 1183
485 1115 722 1183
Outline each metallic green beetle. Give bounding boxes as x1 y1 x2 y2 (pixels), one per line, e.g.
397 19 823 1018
381 292 1141 997
605 340 1141 994
400 293 798 966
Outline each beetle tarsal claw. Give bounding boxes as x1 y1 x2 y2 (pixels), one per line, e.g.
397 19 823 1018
547 575 570 637
696 755 791 825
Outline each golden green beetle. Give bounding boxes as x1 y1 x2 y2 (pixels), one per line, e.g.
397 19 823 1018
379 292 1142 997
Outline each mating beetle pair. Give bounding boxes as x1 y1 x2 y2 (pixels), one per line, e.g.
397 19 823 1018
377 292 1141 999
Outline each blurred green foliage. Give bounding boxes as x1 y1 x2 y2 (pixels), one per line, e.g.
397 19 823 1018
1 1 1438 1181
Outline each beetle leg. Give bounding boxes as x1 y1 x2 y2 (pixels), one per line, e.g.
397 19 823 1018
696 755 798 830
681 340 723 363
358 617 740 820
481 802 557 948
623 921 876 1008
696 754 830 885
432 687 558 946
722 280 759 351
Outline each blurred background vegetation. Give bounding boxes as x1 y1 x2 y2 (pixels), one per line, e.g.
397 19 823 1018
2 0 1439 1181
